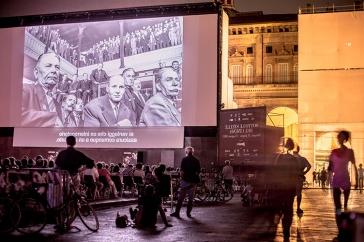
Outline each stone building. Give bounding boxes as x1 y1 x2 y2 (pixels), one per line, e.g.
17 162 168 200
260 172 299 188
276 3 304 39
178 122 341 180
228 12 298 140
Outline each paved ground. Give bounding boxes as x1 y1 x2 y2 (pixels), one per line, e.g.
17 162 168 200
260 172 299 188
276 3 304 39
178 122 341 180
4 189 364 242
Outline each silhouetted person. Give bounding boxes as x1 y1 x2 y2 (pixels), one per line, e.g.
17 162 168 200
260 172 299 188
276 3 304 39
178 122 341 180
320 168 327 189
328 130 357 239
293 145 311 214
171 146 200 218
272 138 301 241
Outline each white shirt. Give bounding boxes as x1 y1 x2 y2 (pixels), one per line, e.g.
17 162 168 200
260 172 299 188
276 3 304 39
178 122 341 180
133 169 145 178
222 165 234 180
83 167 99 182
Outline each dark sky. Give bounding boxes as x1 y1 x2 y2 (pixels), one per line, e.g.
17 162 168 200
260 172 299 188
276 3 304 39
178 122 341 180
234 0 355 14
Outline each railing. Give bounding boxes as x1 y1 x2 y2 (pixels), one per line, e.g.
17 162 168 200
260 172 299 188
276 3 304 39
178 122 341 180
231 75 298 85
299 2 364 14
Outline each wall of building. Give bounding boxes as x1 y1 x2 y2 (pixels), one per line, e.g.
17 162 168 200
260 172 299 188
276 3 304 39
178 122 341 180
299 11 364 182
228 17 299 139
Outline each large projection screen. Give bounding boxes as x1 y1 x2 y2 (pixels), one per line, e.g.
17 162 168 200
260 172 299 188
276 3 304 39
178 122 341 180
0 14 217 148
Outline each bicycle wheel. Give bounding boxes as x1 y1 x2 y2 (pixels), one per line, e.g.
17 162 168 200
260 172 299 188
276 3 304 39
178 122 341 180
0 197 21 233
195 185 209 202
76 198 99 232
17 196 47 234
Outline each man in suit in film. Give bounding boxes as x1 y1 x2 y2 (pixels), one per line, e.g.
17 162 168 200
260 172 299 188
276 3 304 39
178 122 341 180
83 75 136 127
90 63 109 99
55 93 77 127
22 52 61 127
80 73 93 105
139 67 181 126
121 68 145 125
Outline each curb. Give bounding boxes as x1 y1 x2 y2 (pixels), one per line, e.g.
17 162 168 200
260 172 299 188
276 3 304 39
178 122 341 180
90 198 138 210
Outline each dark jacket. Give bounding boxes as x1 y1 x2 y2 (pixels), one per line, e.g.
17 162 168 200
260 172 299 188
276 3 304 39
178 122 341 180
181 154 201 183
55 147 93 175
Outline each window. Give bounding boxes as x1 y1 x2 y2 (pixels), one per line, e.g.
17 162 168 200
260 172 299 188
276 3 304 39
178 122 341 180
232 28 236 35
247 47 253 54
238 28 242 35
264 64 273 83
293 64 298 83
246 64 254 84
284 27 289 32
277 63 289 83
294 45 298 52
249 28 253 34
266 46 273 54
267 28 272 33
230 64 243 84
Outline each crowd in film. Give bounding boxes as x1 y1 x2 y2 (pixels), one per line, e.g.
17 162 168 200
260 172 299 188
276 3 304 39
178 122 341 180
26 17 182 67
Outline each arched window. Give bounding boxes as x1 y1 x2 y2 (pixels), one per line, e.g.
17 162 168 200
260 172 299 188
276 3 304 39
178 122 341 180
246 64 254 84
264 64 273 83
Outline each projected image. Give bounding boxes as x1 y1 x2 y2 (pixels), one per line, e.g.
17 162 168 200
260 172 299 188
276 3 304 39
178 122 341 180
22 17 183 128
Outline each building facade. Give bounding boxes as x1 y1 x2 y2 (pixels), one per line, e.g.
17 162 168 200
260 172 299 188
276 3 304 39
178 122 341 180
228 13 298 139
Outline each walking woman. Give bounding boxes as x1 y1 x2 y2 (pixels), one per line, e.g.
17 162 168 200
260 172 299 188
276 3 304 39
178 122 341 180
328 130 357 234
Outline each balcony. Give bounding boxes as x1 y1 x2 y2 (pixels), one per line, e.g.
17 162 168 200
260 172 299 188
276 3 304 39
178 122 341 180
230 74 298 85
299 2 364 14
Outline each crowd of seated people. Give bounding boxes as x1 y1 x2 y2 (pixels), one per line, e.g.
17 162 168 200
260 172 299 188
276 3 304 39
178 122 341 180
0 156 178 203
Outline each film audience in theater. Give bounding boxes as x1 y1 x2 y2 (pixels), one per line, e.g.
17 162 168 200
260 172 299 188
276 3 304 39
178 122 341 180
26 17 182 67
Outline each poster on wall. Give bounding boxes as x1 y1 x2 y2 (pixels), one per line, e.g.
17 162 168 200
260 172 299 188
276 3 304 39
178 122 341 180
218 107 266 166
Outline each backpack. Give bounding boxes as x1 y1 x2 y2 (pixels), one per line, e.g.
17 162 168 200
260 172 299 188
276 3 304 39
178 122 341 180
115 212 129 228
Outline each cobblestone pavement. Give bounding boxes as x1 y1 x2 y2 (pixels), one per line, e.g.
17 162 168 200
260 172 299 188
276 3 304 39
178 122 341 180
4 189 364 242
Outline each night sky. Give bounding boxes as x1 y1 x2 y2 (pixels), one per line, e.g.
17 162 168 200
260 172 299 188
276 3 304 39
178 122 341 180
234 0 356 13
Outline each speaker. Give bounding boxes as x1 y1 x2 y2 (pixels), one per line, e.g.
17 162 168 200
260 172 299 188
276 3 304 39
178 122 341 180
137 151 145 163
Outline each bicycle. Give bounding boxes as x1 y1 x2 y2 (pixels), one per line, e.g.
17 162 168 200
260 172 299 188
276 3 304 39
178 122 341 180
0 194 21 234
56 171 99 232
1 169 99 234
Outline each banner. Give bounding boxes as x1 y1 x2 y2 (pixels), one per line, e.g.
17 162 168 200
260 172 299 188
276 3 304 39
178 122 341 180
218 107 266 166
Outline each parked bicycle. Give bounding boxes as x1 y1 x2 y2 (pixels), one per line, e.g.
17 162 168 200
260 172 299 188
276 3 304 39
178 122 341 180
0 169 99 234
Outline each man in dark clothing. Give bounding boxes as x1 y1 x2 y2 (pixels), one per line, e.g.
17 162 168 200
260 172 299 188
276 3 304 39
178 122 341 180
272 138 301 242
55 135 93 231
293 145 311 214
55 136 93 176
171 146 200 218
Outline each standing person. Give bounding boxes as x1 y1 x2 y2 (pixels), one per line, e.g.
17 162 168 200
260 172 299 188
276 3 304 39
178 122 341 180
293 145 311 214
358 164 364 192
22 52 61 127
272 138 301 241
170 147 200 218
55 136 94 186
55 136 94 231
80 73 93 104
328 131 357 229
90 63 109 99
222 160 234 194
317 170 321 187
320 168 327 189
312 170 317 187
